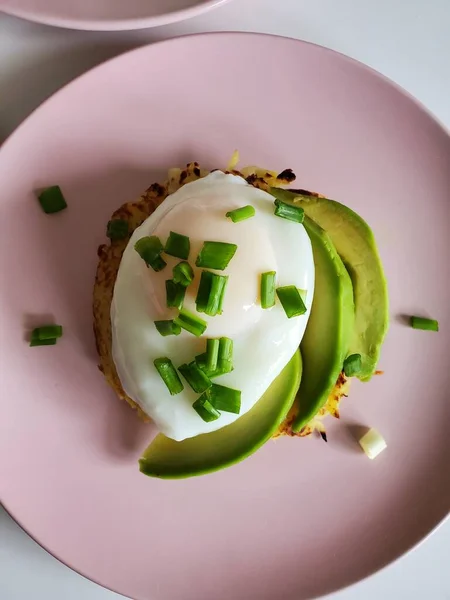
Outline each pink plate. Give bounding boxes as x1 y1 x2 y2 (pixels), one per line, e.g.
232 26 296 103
0 0 228 31
0 33 449 600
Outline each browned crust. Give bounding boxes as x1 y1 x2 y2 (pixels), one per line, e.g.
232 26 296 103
93 162 349 435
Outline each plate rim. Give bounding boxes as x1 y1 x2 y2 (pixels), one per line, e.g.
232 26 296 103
0 0 229 31
1 31 449 600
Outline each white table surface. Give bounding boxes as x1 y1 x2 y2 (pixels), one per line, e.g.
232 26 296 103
0 1 449 598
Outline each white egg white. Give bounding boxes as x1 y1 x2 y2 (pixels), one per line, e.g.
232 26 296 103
111 171 315 441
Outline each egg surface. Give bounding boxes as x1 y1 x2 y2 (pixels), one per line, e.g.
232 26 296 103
111 171 314 441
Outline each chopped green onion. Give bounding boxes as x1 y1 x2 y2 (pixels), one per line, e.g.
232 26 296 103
196 241 238 270
154 320 181 337
218 337 233 373
195 270 213 313
153 357 184 395
192 396 221 422
358 428 387 460
106 219 128 241
206 274 228 317
30 331 57 347
174 308 207 337
164 231 190 260
31 325 63 341
165 280 186 310
195 353 221 378
273 199 304 224
226 205 256 223
276 285 307 318
343 353 362 377
410 316 439 332
195 271 228 316
37 185 67 214
207 383 241 414
260 271 276 309
172 261 194 287
178 362 212 393
135 236 166 271
206 339 219 371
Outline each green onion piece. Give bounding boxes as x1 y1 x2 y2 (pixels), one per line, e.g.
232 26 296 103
172 261 194 287
276 285 307 318
178 362 212 393
165 280 186 310
30 335 57 347
154 320 181 337
206 339 219 371
192 396 221 423
37 185 67 214
196 241 238 271
106 219 128 241
195 353 222 379
174 308 207 337
260 271 276 309
343 353 362 377
273 199 305 224
206 274 229 317
226 205 256 223
207 383 241 414
31 325 63 341
218 337 233 373
153 357 184 395
164 231 190 260
135 236 167 271
410 316 439 332
195 270 213 313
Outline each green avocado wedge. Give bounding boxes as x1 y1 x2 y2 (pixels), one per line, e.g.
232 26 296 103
271 188 389 381
293 216 354 432
139 351 302 479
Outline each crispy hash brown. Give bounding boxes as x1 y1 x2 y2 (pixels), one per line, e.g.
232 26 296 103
93 159 350 436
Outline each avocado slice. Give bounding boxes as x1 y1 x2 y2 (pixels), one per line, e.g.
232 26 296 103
271 188 389 381
293 216 354 432
139 351 302 479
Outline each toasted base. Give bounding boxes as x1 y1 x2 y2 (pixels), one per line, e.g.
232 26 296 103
93 161 349 436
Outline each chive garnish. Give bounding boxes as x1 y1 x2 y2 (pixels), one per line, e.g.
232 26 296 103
31 325 63 341
165 280 186 310
178 362 212 393
218 337 233 373
106 219 128 241
37 186 67 214
135 236 167 271
206 274 229 317
172 261 194 287
343 353 362 377
154 320 181 337
164 231 190 260
195 353 223 379
410 316 439 332
192 396 221 423
195 271 228 316
205 383 241 414
273 199 305 223
195 270 213 313
226 205 256 223
206 339 219 371
30 337 57 347
276 285 307 318
174 308 207 337
260 271 276 309
196 241 237 271
154 357 184 395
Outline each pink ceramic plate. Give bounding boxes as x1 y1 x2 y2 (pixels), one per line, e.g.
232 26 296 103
0 0 228 30
0 33 449 600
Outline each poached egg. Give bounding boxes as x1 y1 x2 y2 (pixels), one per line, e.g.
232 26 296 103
111 171 314 441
